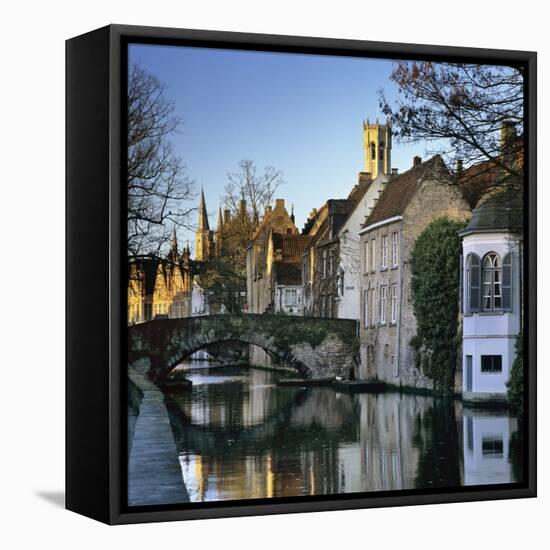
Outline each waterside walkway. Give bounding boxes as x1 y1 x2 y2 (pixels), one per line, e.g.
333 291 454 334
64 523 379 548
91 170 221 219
127 369 190 506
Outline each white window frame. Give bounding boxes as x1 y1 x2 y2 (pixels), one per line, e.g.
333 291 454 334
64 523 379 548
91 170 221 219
482 252 502 311
363 290 369 328
370 288 376 327
370 238 376 272
391 232 398 267
364 241 369 273
285 288 297 307
380 285 387 325
381 235 388 268
390 284 398 324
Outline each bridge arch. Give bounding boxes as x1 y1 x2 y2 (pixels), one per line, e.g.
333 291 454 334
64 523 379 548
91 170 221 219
128 314 359 383
165 337 310 378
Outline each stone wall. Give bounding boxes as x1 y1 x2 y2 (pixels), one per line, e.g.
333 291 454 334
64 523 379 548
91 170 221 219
359 176 471 389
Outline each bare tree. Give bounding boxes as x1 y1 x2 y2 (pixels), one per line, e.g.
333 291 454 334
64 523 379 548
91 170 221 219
379 62 524 188
224 159 284 221
127 63 196 260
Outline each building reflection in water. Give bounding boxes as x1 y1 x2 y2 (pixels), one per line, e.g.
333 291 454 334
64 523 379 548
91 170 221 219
163 365 522 503
462 408 519 486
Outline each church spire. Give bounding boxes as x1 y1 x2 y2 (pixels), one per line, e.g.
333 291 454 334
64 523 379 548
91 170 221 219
195 187 212 262
198 188 210 231
170 226 178 255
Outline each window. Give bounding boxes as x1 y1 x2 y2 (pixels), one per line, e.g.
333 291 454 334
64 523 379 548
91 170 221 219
481 355 502 373
371 142 376 160
370 239 376 271
370 288 376 327
322 249 327 278
381 235 388 268
482 253 502 311
285 289 297 307
379 141 385 161
391 232 398 267
328 250 333 276
482 437 504 457
390 284 398 323
364 241 369 273
337 269 344 296
320 294 326 317
363 290 369 328
380 285 387 325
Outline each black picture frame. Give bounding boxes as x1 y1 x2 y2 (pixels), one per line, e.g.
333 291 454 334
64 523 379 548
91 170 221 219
66 24 537 525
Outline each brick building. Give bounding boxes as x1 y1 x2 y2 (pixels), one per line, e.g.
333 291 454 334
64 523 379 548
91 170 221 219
358 155 471 385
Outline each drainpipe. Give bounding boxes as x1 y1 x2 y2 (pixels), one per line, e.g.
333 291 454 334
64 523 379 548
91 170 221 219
396 219 404 379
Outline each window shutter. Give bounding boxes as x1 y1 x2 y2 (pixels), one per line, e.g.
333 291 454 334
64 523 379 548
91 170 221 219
502 252 513 312
459 254 464 313
469 253 481 313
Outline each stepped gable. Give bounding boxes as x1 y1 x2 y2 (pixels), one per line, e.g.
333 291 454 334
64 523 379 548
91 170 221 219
363 155 449 227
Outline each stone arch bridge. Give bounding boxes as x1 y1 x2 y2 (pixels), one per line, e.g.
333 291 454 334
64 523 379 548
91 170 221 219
128 314 359 382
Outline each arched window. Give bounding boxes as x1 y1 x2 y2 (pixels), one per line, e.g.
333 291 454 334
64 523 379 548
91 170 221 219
371 142 376 160
482 252 502 311
379 141 385 161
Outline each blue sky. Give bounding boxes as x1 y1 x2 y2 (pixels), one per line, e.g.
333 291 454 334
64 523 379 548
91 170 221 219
129 44 428 252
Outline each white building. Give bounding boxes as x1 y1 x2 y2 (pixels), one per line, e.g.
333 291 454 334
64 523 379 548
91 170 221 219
191 279 210 316
462 409 518 485
336 172 389 320
460 190 522 402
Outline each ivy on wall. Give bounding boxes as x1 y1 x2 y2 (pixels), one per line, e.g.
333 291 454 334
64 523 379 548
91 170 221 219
506 333 524 415
411 218 466 392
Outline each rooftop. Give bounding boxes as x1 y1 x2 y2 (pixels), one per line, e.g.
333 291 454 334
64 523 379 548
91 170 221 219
363 155 449 228
459 189 523 236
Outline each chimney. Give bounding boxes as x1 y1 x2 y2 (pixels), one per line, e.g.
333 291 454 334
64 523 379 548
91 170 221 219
391 168 399 176
275 198 285 209
239 199 246 216
500 121 517 166
455 159 463 177
413 156 422 167
358 171 370 185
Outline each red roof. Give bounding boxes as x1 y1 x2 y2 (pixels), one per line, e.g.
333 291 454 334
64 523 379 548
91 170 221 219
458 160 500 209
272 234 313 261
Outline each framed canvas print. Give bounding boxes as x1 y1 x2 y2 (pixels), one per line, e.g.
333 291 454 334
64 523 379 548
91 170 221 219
66 24 537 525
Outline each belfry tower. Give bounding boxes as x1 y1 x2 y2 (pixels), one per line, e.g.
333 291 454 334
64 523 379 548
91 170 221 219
195 188 213 261
363 119 392 178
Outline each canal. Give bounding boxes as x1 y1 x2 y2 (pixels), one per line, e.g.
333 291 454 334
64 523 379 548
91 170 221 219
128 361 523 505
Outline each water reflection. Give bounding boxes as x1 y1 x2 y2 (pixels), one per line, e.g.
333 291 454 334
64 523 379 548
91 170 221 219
164 365 522 502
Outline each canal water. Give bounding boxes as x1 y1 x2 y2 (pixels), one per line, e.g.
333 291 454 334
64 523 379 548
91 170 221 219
147 362 524 503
